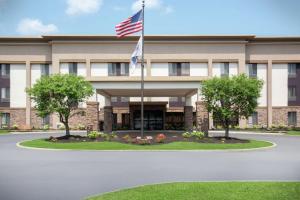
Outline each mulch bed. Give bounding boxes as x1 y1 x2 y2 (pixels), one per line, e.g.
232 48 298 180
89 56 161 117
47 132 250 145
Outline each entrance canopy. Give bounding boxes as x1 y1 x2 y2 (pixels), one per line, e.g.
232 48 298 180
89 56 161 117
93 81 200 97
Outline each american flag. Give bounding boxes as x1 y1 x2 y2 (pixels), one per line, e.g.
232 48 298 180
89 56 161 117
115 9 143 38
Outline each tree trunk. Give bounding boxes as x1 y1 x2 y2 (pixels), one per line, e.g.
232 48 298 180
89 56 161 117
224 119 230 138
225 126 229 138
64 120 70 137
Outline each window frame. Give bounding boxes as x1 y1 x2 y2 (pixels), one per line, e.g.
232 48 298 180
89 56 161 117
288 86 297 101
168 63 190 76
68 63 78 75
41 64 50 76
288 63 297 77
221 62 230 77
0 64 10 78
248 63 257 78
108 63 129 76
0 87 10 102
1 113 10 128
288 112 297 126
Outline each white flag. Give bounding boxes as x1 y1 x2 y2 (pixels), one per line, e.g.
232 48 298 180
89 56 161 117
130 36 143 73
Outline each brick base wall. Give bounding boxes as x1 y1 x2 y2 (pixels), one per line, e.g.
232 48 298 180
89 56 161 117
196 102 209 133
272 106 300 127
184 106 193 131
256 107 268 127
86 102 99 131
104 106 113 133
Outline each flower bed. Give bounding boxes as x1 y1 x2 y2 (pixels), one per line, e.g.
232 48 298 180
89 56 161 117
46 131 250 145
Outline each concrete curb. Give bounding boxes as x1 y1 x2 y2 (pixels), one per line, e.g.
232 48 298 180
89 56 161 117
210 130 284 135
11 130 85 135
16 139 277 152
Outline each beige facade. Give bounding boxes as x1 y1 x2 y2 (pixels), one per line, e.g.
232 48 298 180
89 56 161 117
0 35 300 130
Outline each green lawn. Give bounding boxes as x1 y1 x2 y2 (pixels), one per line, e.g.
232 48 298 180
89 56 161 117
287 131 300 136
0 130 9 135
20 139 273 150
86 182 300 200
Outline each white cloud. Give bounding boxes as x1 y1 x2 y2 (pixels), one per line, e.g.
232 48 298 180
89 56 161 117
17 18 58 35
132 0 173 14
66 0 103 16
113 6 125 11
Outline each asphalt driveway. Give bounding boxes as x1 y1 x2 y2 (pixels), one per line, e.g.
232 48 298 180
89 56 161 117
0 131 299 200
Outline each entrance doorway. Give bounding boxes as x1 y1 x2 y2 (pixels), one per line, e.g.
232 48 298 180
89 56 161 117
133 110 163 130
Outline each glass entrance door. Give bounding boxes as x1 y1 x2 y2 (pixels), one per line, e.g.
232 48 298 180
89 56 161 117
133 110 163 130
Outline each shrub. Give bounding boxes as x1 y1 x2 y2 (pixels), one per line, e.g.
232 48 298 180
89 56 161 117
182 132 192 138
77 124 86 130
48 136 57 142
100 133 113 141
87 131 101 139
1 125 8 130
57 123 65 130
156 134 166 143
43 124 50 130
122 134 132 143
111 132 118 139
12 124 18 130
191 131 205 139
135 137 151 145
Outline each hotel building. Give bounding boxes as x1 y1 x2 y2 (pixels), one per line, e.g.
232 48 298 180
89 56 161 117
0 35 299 132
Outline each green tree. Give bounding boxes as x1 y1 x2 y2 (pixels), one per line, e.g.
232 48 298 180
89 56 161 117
201 74 263 138
27 74 94 137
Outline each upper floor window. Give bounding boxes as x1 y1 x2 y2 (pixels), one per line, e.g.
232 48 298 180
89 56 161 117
220 62 229 77
0 64 10 78
288 112 297 126
41 64 50 76
288 86 296 101
248 64 257 78
168 63 190 76
288 63 297 77
68 63 78 75
108 63 129 76
1 113 10 128
1 88 10 102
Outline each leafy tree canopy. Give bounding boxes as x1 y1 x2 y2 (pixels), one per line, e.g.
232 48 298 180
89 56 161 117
27 74 94 136
201 74 263 138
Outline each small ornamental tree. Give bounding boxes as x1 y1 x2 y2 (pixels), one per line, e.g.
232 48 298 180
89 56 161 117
201 74 263 138
27 74 94 137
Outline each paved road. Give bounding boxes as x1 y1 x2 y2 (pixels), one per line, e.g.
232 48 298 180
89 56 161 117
0 132 299 200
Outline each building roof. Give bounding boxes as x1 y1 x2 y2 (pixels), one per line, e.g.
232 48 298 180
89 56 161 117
0 35 300 43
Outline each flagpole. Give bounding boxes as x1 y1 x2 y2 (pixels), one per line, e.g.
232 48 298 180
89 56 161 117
141 0 145 137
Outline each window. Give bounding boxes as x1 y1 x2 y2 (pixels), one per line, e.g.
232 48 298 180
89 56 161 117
288 63 297 77
42 115 50 126
41 64 50 76
120 97 129 102
248 64 257 78
288 86 296 101
68 63 78 75
169 97 185 107
108 63 129 76
0 64 10 77
111 97 118 102
288 112 297 126
169 97 178 102
221 63 229 77
1 88 10 102
1 113 10 128
248 112 258 126
168 63 190 76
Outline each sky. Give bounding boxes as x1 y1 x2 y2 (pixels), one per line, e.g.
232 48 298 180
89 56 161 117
0 0 300 36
